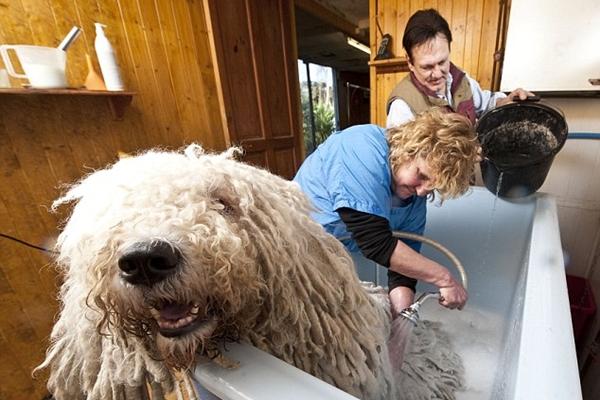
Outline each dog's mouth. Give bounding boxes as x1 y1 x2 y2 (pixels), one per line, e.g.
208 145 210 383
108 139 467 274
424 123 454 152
150 302 214 338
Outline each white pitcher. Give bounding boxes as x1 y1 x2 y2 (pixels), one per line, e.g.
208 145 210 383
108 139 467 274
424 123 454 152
0 45 67 89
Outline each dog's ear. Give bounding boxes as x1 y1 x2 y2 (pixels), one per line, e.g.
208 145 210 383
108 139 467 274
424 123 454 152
184 143 205 158
184 143 244 161
52 168 114 211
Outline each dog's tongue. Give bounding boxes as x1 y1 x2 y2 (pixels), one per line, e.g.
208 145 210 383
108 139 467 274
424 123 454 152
159 303 192 320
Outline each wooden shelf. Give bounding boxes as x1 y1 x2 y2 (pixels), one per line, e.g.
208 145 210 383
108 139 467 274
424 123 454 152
369 57 410 74
0 88 135 119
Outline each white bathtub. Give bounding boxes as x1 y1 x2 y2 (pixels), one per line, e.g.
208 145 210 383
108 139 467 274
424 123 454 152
193 187 581 399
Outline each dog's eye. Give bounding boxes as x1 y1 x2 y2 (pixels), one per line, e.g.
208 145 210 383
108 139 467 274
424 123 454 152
215 198 235 216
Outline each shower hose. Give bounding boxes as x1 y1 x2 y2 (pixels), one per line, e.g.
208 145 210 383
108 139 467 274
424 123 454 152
340 230 468 320
391 230 468 291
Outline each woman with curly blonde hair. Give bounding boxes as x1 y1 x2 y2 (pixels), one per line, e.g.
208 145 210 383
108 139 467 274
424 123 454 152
294 107 479 315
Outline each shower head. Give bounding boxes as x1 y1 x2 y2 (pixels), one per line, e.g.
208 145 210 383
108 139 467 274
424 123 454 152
398 292 438 326
399 304 420 325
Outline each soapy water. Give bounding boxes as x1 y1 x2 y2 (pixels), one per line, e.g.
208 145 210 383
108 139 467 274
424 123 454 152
414 302 506 400
397 318 465 400
391 180 506 400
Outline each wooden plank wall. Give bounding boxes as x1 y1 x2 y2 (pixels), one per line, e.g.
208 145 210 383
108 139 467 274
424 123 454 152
369 0 501 126
205 0 303 180
0 1 225 398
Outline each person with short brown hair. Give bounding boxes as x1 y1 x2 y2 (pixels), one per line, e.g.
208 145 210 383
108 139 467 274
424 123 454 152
387 9 532 128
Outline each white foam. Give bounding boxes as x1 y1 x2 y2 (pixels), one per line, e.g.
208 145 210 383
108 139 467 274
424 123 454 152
418 301 506 400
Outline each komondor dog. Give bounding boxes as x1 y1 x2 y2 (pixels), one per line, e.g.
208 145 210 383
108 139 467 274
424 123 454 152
36 145 463 400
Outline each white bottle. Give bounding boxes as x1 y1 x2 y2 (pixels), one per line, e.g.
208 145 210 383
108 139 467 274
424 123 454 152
94 23 124 91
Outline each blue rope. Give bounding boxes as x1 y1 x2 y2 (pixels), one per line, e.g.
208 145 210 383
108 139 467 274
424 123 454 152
568 132 600 140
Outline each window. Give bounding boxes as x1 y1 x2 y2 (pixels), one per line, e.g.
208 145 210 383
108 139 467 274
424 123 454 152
297 61 338 154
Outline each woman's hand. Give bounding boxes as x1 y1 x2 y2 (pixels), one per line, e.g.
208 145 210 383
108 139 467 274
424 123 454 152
388 240 469 310
437 276 468 310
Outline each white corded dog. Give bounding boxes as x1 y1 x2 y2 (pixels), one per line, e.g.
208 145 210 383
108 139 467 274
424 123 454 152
36 145 400 399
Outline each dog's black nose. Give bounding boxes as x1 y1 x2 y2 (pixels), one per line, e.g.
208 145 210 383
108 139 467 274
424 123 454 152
118 241 180 286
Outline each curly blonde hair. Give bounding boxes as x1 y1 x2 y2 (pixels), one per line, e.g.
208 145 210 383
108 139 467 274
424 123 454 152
387 108 479 200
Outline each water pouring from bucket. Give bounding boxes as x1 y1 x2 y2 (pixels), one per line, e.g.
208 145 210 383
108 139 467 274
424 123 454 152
476 98 568 198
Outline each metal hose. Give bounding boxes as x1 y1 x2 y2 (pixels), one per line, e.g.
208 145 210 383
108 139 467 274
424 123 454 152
388 231 467 325
390 230 468 325
339 230 467 324
338 230 467 290
391 230 467 291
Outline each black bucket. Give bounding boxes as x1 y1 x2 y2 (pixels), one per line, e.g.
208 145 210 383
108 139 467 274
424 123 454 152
476 100 568 198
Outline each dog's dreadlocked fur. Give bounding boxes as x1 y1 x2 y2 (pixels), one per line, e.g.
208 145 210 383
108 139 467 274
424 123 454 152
36 144 397 399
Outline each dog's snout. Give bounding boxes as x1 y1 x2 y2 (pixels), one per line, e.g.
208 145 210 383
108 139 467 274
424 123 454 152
118 241 180 285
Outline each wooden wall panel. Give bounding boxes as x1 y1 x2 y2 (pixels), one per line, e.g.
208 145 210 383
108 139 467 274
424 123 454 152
369 0 502 126
476 0 501 90
205 0 303 180
0 1 225 398
274 148 297 180
205 0 261 141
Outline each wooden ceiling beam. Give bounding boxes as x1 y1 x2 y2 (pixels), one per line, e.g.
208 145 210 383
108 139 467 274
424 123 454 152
295 0 368 46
